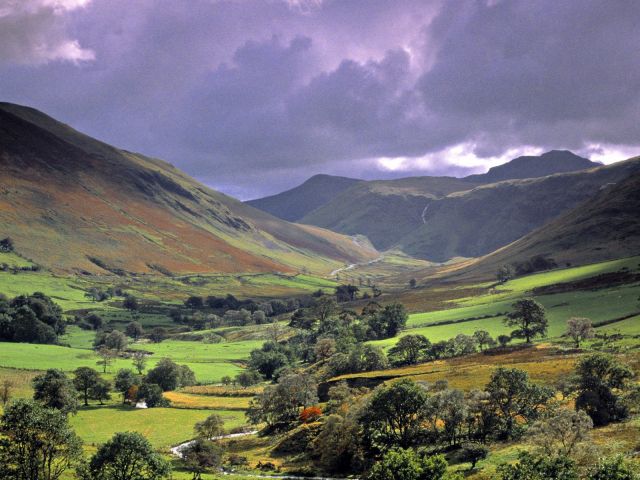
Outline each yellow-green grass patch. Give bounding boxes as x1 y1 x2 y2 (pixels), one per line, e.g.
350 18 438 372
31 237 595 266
0 342 244 383
70 406 247 449
164 391 251 410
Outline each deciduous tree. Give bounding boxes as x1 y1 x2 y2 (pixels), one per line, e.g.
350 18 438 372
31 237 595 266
388 334 431 365
181 438 223 480
126 321 144 340
33 369 78 414
360 379 429 449
114 369 138 404
575 353 633 426
194 413 225 440
0 399 83 480
132 351 147 374
82 432 170 480
73 367 100 406
485 368 553 439
504 299 547 343
566 317 595 348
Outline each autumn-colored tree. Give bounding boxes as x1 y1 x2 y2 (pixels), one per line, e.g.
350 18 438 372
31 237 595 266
300 406 322 423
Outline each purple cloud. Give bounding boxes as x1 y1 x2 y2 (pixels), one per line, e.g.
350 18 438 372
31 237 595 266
0 0 637 198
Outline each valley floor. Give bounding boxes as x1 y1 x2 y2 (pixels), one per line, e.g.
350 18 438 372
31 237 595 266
1 255 639 478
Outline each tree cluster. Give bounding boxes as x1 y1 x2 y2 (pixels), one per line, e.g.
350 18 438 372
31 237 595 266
0 292 65 344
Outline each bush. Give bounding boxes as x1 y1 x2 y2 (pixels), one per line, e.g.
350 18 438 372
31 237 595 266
497 452 577 480
0 237 14 252
300 406 322 423
367 448 448 480
460 442 489 470
137 382 170 408
587 455 639 480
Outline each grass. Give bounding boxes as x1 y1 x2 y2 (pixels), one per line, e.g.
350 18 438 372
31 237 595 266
163 391 251 410
60 326 97 349
376 257 640 350
181 385 263 397
0 367 38 404
134 339 261 362
70 405 247 449
334 345 581 391
0 251 35 268
0 340 247 383
0 270 94 311
0 342 127 372
456 256 640 308
597 314 640 335
407 301 511 328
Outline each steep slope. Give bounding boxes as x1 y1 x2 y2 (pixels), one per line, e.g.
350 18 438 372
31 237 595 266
437 164 640 282
301 176 481 250
397 159 640 261
464 150 599 183
0 103 377 275
246 174 362 221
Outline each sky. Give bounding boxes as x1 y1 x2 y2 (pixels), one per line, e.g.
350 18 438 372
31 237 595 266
1 0 639 199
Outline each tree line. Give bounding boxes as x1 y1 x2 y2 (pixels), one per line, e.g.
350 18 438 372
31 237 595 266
243 352 637 479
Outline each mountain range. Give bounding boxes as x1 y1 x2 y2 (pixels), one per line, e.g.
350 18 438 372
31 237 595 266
248 151 640 262
2 101 638 280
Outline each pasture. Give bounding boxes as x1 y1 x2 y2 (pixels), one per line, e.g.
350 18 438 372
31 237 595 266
0 340 247 383
71 406 247 449
373 257 640 349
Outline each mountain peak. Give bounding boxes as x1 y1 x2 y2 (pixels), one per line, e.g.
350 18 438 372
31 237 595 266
246 174 362 222
467 150 600 183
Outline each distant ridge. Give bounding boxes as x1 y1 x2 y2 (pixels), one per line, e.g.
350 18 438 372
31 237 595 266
464 150 600 183
394 158 640 261
246 174 362 222
248 149 637 262
248 150 600 224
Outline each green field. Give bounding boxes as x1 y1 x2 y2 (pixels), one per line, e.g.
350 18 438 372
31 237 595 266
136 339 261 362
60 326 97 349
0 251 36 268
71 406 247 449
0 340 248 383
0 270 95 311
375 258 640 349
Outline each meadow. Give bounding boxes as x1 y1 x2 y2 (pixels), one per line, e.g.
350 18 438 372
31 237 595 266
0 341 246 383
71 406 247 449
2 254 640 480
371 256 640 349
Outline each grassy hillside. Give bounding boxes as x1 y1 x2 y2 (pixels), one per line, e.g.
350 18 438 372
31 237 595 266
372 256 640 350
461 167 640 279
0 103 377 276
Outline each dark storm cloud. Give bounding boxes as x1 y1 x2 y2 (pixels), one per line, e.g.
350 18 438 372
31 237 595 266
418 0 640 157
0 0 638 198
